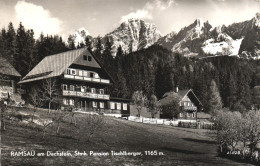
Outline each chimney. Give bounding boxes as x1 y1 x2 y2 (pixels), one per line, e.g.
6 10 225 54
176 85 179 93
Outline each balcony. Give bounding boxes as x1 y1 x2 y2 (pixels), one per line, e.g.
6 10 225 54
64 74 110 84
63 90 110 100
183 106 197 111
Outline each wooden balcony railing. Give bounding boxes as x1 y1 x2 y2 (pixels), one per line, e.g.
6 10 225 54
63 90 110 100
182 106 197 111
64 74 110 84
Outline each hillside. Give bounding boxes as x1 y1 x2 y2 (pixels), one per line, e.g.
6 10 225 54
1 107 251 165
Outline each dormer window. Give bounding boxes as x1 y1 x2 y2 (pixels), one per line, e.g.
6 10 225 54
88 56 92 61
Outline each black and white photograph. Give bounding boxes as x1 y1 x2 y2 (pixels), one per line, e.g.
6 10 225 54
0 0 260 165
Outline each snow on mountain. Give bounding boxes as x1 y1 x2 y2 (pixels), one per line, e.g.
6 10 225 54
105 18 161 56
202 37 243 56
157 18 212 56
158 14 260 59
70 27 90 45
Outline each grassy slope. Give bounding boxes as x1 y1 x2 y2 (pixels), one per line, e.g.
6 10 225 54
1 108 252 166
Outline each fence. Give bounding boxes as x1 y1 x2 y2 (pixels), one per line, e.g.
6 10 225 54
128 116 191 127
127 116 214 129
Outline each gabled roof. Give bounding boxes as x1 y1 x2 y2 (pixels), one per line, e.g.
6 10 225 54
19 48 113 84
0 57 21 77
159 89 203 106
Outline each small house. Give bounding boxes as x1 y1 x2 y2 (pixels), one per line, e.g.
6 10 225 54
0 57 21 99
159 87 203 121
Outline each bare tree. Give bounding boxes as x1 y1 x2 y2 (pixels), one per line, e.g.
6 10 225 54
42 78 58 113
29 87 44 122
132 91 147 117
42 120 53 138
86 114 104 142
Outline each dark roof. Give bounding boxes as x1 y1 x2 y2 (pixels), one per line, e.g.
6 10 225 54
159 89 203 106
19 48 113 84
110 97 131 102
0 57 21 77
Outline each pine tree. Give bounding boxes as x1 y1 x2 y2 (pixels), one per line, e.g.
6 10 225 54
6 22 17 67
16 22 36 76
94 36 102 60
208 80 223 115
67 35 76 50
85 36 92 49
0 28 8 59
227 72 237 109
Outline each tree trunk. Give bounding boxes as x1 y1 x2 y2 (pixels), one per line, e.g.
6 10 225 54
42 128 46 138
1 120 6 131
48 102 51 114
56 121 60 135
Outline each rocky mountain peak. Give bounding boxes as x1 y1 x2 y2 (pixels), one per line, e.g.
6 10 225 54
105 18 161 56
253 12 260 28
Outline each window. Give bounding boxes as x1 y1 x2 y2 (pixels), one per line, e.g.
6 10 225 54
67 68 76 75
83 55 87 60
63 84 67 90
179 113 183 117
70 85 75 91
187 113 190 117
187 102 190 106
90 72 94 78
91 88 96 93
66 69 71 75
192 113 195 118
110 102 115 109
83 71 88 77
93 101 97 108
94 73 99 78
70 99 74 105
88 56 92 61
79 70 83 76
63 99 68 105
71 69 76 75
100 102 104 108
76 85 81 92
99 89 104 94
117 103 121 110
81 86 86 92
123 103 127 110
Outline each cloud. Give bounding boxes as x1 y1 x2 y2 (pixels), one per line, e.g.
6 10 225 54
120 10 153 22
15 1 63 38
120 0 177 23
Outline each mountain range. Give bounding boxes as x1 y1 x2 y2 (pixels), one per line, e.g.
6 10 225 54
71 13 260 59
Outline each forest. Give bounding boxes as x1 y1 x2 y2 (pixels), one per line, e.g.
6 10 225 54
0 22 260 113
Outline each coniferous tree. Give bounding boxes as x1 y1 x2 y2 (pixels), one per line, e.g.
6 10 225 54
16 22 36 76
207 80 223 115
85 36 92 49
6 22 17 67
67 34 76 50
227 72 237 109
94 36 102 60
0 28 8 59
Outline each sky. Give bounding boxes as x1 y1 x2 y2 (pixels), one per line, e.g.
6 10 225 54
0 0 260 40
